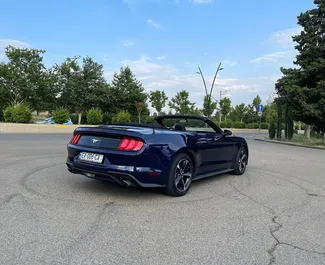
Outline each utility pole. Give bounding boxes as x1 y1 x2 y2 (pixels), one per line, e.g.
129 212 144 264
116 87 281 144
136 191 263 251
196 63 224 118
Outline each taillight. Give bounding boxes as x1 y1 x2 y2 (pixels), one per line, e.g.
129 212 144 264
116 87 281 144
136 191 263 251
70 134 81 145
117 138 144 151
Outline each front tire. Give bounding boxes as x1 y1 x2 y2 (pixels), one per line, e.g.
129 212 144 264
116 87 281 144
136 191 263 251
232 147 248 175
165 153 194 197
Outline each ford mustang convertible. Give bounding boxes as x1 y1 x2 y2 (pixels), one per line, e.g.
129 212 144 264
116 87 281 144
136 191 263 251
66 115 249 196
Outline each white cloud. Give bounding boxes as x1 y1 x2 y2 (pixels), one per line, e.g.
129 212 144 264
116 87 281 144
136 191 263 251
0 39 30 58
147 19 162 29
268 27 302 48
105 56 275 110
192 0 212 4
121 56 175 76
123 41 136 47
250 51 295 63
156 55 166 60
222 60 238 67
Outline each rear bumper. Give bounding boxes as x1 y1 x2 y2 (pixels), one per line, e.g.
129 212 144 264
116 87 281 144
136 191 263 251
66 160 166 188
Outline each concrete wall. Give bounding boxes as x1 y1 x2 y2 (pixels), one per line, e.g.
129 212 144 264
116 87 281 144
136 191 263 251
0 122 268 134
0 123 95 134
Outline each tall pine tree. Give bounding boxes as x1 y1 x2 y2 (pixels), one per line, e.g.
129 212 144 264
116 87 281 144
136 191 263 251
110 66 148 117
276 0 325 132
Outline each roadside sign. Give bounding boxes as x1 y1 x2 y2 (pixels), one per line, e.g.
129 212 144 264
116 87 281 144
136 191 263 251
257 104 263 112
257 111 262 117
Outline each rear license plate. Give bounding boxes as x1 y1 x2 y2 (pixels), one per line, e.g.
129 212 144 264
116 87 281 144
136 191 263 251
79 152 104 163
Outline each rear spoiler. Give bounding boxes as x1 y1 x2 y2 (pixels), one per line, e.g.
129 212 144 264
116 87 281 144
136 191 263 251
73 126 153 138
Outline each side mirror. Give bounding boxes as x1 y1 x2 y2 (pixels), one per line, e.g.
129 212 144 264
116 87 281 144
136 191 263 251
223 129 232 136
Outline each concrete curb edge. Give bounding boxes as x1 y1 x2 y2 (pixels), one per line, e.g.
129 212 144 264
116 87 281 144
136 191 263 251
254 138 325 151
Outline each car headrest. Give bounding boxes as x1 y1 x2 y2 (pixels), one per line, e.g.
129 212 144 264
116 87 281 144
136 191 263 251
174 123 186 131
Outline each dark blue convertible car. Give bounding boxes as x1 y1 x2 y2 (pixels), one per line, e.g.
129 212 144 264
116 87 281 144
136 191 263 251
66 115 249 196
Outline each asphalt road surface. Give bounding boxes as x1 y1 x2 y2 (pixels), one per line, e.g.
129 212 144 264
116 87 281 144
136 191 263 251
1 133 325 265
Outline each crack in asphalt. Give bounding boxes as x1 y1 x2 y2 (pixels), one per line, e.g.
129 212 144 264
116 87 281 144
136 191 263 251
0 193 22 207
20 163 62 196
268 216 325 265
229 176 325 265
49 202 114 265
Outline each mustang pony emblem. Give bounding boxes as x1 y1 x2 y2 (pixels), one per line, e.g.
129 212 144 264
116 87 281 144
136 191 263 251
90 139 101 143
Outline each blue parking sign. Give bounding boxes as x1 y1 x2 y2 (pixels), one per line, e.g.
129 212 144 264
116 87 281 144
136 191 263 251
257 104 263 112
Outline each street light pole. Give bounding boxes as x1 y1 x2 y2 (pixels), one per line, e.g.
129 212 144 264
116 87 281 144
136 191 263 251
196 62 224 118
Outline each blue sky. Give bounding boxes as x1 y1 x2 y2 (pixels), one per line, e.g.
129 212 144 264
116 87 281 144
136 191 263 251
0 0 315 111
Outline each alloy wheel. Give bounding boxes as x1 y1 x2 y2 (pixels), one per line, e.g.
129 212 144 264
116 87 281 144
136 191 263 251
174 158 192 192
238 149 247 172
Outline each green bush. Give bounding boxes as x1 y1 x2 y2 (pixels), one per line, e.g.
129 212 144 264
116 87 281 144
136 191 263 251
3 106 16 122
301 123 307 130
53 108 70 124
261 123 269 129
87 108 103 125
13 105 32 123
246 123 259 129
224 120 233 128
233 121 245 128
269 119 276 139
112 110 131 123
141 115 155 124
219 121 226 128
219 121 233 128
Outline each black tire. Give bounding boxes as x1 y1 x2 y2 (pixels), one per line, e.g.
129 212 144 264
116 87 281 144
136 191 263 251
165 153 194 197
232 146 248 175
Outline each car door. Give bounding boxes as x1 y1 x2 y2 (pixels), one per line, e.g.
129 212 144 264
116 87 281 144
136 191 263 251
195 131 235 174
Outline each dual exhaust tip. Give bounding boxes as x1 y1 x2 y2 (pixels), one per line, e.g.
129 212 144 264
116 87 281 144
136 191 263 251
81 171 132 187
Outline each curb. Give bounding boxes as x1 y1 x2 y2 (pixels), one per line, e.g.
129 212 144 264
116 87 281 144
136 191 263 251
254 138 325 150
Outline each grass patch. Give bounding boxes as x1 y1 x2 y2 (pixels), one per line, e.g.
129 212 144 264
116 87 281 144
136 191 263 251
290 135 325 146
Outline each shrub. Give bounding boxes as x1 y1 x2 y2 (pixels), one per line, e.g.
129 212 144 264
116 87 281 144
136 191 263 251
112 110 131 123
3 106 16 122
53 108 70 124
224 120 233 128
219 121 226 128
141 115 155 124
87 108 103 125
246 123 259 129
268 119 276 139
13 105 32 123
233 121 245 128
261 123 269 129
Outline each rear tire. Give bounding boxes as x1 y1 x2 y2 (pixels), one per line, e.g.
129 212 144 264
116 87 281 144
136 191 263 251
165 153 194 197
232 146 248 175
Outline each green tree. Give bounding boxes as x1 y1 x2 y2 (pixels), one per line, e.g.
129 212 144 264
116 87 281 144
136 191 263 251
275 1 325 133
0 46 57 111
229 103 246 122
252 95 262 110
243 104 256 124
203 95 217 117
168 90 196 114
149 90 168 114
110 66 148 116
219 97 231 120
55 56 107 124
